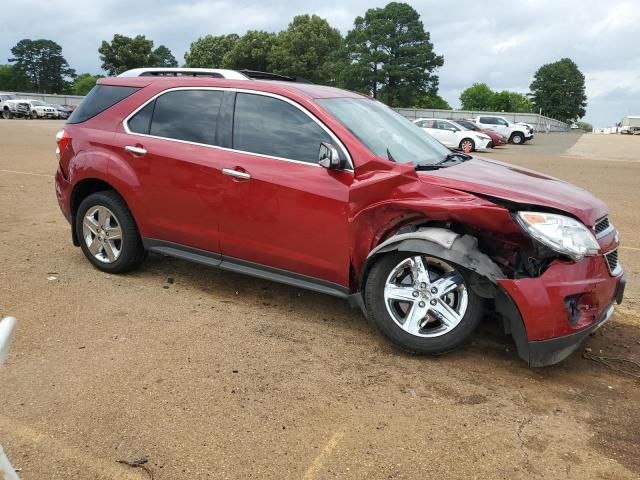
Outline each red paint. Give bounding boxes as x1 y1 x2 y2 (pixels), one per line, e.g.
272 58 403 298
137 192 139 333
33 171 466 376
55 76 622 348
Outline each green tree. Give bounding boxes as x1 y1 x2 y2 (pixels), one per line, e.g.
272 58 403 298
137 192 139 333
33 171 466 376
492 90 533 113
414 92 451 110
9 39 76 93
99 34 178 75
73 73 103 95
152 45 178 68
342 2 443 107
0 64 31 91
222 31 277 71
269 15 344 84
575 121 592 132
184 34 239 68
530 58 587 122
459 83 494 110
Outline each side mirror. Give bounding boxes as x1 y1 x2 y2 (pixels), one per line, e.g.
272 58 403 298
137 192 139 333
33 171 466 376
318 142 342 170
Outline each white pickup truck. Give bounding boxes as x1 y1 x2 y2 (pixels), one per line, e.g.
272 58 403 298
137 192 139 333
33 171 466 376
473 115 533 145
0 93 31 119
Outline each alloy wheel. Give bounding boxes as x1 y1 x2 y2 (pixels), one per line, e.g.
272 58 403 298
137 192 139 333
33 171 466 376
383 255 468 337
82 206 123 263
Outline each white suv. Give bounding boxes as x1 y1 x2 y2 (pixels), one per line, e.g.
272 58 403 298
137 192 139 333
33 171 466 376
25 100 58 119
414 118 492 152
474 115 533 144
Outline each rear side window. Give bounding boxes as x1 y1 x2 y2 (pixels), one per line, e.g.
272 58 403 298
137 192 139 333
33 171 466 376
479 117 496 125
148 90 223 145
67 85 139 124
233 93 331 164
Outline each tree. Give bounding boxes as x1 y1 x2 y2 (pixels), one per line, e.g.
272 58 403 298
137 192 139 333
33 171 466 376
342 2 443 107
9 39 76 93
99 34 178 75
152 45 178 68
575 121 592 132
530 58 587 122
223 31 277 71
414 92 451 110
73 73 103 95
459 83 494 110
492 90 533 113
269 15 344 84
0 64 31 91
184 34 239 68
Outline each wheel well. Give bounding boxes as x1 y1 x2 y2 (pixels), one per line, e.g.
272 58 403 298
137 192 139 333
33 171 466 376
70 179 116 246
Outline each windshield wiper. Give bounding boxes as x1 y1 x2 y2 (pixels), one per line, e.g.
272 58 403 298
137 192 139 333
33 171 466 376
414 163 443 171
436 152 472 165
386 148 396 163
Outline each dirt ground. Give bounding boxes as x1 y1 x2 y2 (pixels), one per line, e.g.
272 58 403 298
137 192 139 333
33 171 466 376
1 121 639 479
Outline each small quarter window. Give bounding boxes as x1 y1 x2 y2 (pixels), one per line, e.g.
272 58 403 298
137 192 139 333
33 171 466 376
128 100 155 135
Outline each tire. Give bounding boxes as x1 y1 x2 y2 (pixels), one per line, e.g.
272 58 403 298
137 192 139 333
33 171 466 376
364 251 483 355
30 110 38 120
459 138 475 152
2 109 12 120
510 132 524 144
75 191 145 274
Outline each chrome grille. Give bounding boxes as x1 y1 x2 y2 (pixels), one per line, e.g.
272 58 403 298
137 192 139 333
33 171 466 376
594 216 610 234
604 249 619 275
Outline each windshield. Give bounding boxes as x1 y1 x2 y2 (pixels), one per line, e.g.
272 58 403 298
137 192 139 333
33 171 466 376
317 97 450 165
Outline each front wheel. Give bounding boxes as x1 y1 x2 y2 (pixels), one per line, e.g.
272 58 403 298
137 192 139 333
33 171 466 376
364 252 483 354
510 132 524 144
2 109 12 119
30 110 38 119
459 138 475 152
75 191 145 274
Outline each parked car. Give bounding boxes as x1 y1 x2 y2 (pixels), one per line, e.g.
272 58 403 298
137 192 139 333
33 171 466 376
516 122 535 133
0 93 31 119
455 119 508 147
474 115 533 144
25 100 58 119
48 103 72 119
413 118 492 152
54 68 625 367
62 104 78 112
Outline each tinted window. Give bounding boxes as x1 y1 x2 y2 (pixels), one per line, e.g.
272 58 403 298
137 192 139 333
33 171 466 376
68 85 139 124
479 117 495 125
150 90 223 145
458 120 479 131
233 93 332 164
128 100 155 135
495 118 509 126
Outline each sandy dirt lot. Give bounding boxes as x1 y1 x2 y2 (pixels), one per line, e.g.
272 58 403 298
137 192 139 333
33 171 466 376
1 122 639 479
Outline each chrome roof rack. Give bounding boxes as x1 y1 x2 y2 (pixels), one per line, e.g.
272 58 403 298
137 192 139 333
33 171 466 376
118 68 249 80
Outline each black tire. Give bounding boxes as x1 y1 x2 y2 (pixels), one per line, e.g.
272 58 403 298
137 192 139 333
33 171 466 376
75 191 145 274
459 138 475 152
30 110 38 120
2 109 12 119
364 251 483 355
510 132 524 144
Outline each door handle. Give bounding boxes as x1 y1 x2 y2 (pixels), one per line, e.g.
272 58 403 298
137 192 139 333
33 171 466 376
124 145 147 155
222 168 251 180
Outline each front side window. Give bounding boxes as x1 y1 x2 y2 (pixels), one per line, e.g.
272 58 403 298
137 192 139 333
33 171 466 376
233 93 332 164
148 90 223 145
318 97 450 166
495 118 509 126
479 117 495 125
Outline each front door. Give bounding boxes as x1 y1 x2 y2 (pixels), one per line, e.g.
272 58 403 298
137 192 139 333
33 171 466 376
217 92 353 287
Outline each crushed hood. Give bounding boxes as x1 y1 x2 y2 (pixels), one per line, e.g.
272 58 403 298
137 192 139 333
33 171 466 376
420 158 607 225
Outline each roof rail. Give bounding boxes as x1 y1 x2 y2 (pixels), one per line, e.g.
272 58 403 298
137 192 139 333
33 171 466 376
238 70 313 83
117 68 249 80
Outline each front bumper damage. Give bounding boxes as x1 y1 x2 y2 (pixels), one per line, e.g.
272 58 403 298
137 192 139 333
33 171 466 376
497 256 625 367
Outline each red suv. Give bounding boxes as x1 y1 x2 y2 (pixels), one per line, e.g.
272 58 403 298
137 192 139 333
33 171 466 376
55 68 625 367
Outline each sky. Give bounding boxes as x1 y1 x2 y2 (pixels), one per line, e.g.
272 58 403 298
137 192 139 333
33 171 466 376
2 0 639 127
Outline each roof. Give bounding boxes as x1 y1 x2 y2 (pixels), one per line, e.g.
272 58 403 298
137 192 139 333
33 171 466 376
98 75 364 100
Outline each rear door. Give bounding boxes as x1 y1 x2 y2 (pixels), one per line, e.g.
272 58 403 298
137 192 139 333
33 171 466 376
114 88 227 252
437 120 457 147
216 91 353 288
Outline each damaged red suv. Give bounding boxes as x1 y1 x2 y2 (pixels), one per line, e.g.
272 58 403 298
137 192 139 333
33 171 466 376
55 68 625 367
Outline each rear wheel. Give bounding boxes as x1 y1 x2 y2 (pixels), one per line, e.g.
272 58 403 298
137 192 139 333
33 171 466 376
364 252 483 354
510 132 524 144
75 191 145 273
459 138 475 152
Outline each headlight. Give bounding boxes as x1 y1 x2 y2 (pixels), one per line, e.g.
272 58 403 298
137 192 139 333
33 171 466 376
516 212 600 261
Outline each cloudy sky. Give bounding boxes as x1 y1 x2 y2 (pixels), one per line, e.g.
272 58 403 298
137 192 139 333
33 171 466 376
2 0 639 126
